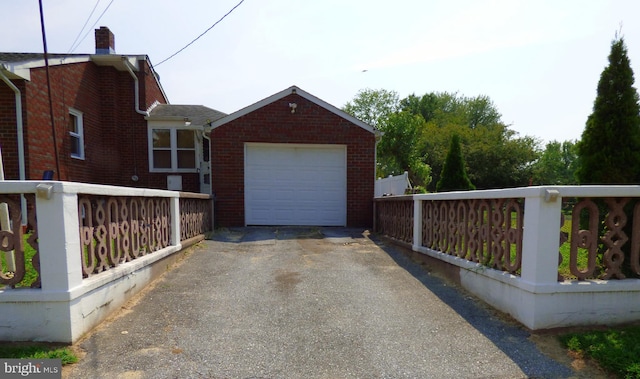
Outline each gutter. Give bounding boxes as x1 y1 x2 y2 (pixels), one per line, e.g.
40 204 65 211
0 66 28 224
122 58 149 116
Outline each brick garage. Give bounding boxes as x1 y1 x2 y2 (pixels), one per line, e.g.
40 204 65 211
209 86 378 228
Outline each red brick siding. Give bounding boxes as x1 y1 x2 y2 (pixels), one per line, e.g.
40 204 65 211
140 60 165 110
210 93 375 227
0 59 198 191
0 79 25 180
95 27 115 52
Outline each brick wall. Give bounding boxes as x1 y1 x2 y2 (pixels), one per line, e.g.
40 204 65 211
140 59 165 110
210 93 375 227
0 79 25 179
0 59 198 191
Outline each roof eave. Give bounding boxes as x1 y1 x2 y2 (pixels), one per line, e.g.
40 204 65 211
0 56 91 80
0 54 149 81
210 85 379 135
0 63 28 80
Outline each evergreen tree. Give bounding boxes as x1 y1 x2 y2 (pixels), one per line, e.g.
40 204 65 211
576 36 640 184
436 134 475 192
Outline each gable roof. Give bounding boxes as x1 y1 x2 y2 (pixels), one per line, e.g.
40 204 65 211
209 85 379 135
147 104 227 125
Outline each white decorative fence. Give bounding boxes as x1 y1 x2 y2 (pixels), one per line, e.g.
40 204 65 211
0 181 213 342
374 186 640 330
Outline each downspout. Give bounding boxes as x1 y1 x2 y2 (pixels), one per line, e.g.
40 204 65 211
123 58 148 183
122 57 149 116
374 130 383 189
0 68 27 183
0 67 28 225
373 131 381 230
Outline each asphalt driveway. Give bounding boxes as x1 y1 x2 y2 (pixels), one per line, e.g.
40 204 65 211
65 227 579 379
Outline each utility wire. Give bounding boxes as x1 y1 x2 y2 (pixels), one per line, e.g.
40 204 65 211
69 0 115 53
155 0 245 66
38 0 61 179
67 0 102 53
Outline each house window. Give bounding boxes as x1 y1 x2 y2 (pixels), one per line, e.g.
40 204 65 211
149 128 197 172
69 108 84 159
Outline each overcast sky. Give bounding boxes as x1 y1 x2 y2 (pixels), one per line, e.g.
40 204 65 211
3 0 640 144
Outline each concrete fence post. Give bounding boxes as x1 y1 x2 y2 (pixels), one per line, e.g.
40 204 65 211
413 198 422 250
521 188 562 286
35 183 83 293
170 197 181 246
210 197 215 231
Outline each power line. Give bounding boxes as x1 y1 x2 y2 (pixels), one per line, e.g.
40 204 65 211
67 0 102 53
155 0 245 66
38 0 61 179
69 0 115 53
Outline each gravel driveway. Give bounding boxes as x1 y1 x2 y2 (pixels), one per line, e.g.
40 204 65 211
65 227 578 379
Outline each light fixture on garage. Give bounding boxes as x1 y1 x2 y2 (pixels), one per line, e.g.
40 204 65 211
289 103 297 114
184 117 191 126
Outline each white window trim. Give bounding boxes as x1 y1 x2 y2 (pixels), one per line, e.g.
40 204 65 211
147 127 199 173
69 108 85 160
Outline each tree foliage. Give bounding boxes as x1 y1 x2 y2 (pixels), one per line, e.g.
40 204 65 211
377 112 432 189
531 140 579 185
342 88 399 129
344 89 540 192
407 92 539 190
436 134 475 192
576 36 640 184
343 89 431 189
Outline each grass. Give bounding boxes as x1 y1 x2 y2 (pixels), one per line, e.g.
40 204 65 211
557 217 596 279
560 325 640 379
0 234 78 367
0 233 39 288
0 344 78 365
558 211 639 377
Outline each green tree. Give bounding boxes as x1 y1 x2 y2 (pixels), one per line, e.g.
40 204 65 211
575 35 640 278
464 125 539 189
406 92 539 190
345 89 539 191
344 89 432 189
532 140 579 185
343 88 399 129
436 134 475 192
377 112 432 188
576 36 640 184
400 93 440 123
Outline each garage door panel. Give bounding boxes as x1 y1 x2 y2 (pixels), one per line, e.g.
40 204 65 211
245 144 346 226
274 189 295 201
296 190 318 201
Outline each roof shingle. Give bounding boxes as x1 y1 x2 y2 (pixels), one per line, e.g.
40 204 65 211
148 104 227 125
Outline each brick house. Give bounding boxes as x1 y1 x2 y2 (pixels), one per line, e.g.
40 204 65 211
1 27 377 226
0 26 223 193
209 86 379 227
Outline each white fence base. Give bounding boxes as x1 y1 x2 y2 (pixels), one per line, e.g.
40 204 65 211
412 244 640 330
0 244 189 342
0 181 211 342
376 186 640 330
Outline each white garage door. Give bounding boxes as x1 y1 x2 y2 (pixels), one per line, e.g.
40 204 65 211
245 144 347 226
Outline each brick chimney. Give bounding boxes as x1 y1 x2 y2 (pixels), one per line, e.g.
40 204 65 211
95 26 115 54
